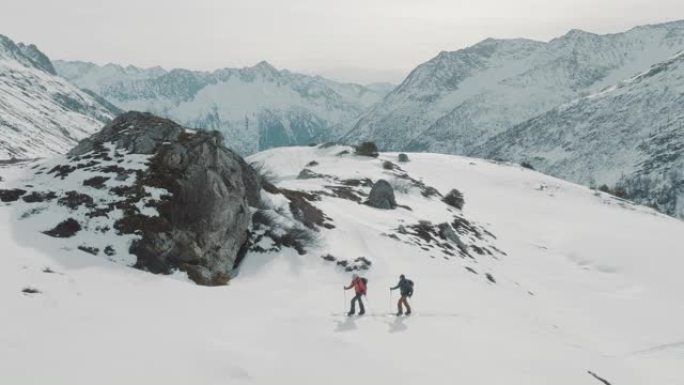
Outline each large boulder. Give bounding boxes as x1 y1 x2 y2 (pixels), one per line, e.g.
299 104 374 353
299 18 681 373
71 111 260 285
366 179 396 209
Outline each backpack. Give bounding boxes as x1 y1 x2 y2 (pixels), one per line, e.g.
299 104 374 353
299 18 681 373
360 277 368 294
405 279 414 297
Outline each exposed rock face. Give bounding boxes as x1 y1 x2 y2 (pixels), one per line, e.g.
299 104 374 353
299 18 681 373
71 111 259 285
366 179 396 209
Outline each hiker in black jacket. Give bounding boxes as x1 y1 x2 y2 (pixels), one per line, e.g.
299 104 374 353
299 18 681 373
390 274 413 316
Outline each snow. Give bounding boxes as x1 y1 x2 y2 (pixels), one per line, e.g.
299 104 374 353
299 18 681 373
1 146 684 384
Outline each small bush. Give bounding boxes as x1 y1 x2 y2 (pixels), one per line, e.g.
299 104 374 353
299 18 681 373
442 189 465 210
43 218 82 238
382 160 395 170
398 153 409 163
355 142 379 157
22 287 41 294
520 161 535 170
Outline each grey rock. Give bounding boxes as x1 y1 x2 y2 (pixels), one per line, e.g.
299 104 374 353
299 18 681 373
366 179 396 209
438 222 465 249
78 111 260 286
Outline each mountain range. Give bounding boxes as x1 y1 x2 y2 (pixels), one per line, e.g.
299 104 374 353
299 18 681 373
346 20 684 219
54 60 393 154
0 20 682 219
0 35 118 159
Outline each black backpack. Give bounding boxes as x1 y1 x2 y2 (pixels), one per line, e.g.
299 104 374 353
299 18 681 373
405 279 414 297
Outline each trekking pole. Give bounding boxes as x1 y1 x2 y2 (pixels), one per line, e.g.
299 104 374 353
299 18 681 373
343 288 347 313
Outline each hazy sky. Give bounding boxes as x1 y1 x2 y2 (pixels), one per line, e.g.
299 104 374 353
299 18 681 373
3 0 684 84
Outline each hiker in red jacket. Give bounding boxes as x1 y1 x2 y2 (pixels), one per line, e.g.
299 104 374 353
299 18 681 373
344 274 367 316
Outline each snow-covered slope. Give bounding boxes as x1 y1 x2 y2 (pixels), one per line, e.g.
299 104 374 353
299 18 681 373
348 20 684 155
479 52 684 219
0 35 117 159
54 60 392 154
2 144 683 384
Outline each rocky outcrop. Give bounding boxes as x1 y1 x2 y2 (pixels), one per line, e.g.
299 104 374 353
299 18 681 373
366 179 396 209
71 111 260 285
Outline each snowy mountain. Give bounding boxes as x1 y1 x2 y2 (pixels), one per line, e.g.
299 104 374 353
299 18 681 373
478 52 684 219
0 35 118 159
1 111 683 384
54 60 393 154
349 20 684 154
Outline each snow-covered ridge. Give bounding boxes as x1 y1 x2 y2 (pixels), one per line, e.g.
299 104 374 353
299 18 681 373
54 60 393 154
0 34 118 159
3 143 683 384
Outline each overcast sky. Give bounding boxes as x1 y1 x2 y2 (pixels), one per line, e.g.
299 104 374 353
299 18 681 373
3 0 684 84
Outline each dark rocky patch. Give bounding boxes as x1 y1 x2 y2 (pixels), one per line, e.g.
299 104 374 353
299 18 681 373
279 188 330 230
336 150 350 156
47 164 76 179
321 254 336 262
306 160 319 167
465 267 478 274
22 287 41 294
321 185 364 202
485 273 496 284
77 245 100 255
0 188 27 202
104 246 116 256
86 207 113 219
22 191 57 203
83 176 110 189
341 178 373 187
58 191 95 210
398 153 410 163
43 218 81 238
297 168 324 180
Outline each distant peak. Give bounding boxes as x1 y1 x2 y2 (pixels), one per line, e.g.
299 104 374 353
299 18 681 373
251 60 279 74
561 28 597 39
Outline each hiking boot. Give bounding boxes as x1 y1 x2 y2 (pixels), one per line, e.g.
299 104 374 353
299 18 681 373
358 310 365 316
395 311 403 316
347 311 355 316
405 311 411 316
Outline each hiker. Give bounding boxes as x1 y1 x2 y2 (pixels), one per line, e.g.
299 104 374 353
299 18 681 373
344 274 367 316
390 274 413 316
